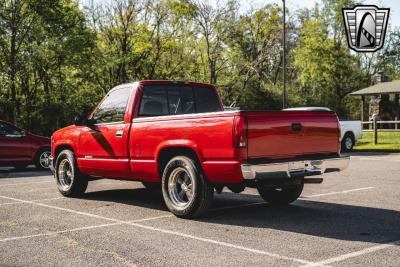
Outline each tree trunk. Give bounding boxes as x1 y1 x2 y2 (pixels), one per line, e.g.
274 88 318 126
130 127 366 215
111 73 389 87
8 22 17 123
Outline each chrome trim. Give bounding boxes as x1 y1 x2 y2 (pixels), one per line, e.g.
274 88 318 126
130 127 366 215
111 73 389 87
241 156 350 180
92 121 125 126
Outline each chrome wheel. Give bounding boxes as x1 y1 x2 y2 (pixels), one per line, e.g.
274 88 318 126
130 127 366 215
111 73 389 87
168 167 195 208
345 137 353 150
58 159 73 191
39 151 51 168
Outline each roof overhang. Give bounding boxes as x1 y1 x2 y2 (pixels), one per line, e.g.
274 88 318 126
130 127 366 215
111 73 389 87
350 80 400 96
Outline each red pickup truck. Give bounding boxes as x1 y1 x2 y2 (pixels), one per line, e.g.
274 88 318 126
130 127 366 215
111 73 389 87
50 80 349 217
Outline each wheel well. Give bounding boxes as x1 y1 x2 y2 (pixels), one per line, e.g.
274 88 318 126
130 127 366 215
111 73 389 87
157 147 200 176
344 131 355 140
34 146 51 160
54 145 74 159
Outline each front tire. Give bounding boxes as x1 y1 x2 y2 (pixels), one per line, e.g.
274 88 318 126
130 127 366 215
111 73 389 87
161 156 213 218
257 182 304 205
55 150 88 197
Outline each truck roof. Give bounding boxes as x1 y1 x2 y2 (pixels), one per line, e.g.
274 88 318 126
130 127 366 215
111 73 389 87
283 107 332 112
115 80 216 89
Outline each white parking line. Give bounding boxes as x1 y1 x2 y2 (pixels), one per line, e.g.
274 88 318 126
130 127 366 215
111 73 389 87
301 239 400 267
0 195 125 222
301 187 374 198
0 195 318 265
0 214 174 243
0 197 62 206
0 185 381 266
0 222 123 242
126 220 317 265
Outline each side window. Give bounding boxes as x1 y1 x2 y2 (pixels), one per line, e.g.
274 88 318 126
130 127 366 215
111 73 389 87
139 86 168 116
194 87 221 113
0 123 23 137
92 87 131 123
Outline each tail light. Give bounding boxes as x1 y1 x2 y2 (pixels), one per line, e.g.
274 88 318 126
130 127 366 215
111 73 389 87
233 115 247 148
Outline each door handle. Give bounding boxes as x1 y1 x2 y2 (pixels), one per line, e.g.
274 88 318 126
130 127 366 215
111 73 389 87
116 130 123 138
291 123 302 132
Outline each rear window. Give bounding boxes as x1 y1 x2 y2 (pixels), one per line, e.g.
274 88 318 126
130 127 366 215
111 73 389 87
139 85 221 116
194 87 221 113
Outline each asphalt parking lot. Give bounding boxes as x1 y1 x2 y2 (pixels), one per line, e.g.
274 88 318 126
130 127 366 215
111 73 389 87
1 153 399 267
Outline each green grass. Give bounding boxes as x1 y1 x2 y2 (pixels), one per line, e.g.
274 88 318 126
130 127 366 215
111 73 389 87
354 131 400 151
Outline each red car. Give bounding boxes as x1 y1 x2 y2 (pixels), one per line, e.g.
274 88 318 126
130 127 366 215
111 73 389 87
0 120 51 170
50 80 349 217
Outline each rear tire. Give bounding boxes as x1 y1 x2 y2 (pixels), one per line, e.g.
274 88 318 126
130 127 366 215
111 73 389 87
257 182 304 205
341 133 355 152
55 149 88 197
161 156 213 218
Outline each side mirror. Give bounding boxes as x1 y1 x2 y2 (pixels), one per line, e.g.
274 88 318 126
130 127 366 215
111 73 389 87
74 116 85 126
74 116 96 126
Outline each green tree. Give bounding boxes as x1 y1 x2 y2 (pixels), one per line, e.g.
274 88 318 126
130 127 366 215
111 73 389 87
293 17 365 117
0 0 96 134
223 4 284 109
1 0 399 134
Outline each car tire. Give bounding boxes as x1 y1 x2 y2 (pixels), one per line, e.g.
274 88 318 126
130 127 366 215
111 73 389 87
34 147 51 170
142 181 160 190
161 156 213 218
341 133 355 152
257 182 304 205
55 149 88 197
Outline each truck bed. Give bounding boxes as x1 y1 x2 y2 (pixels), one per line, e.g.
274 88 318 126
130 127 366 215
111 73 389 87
130 109 341 182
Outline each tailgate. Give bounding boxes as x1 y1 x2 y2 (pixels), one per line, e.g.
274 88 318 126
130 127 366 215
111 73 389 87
246 111 340 159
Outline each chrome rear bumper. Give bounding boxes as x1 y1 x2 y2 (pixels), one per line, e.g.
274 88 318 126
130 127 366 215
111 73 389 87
241 156 350 180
